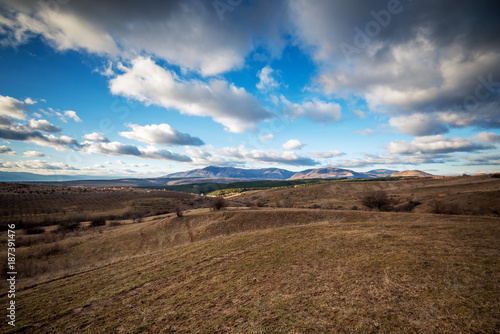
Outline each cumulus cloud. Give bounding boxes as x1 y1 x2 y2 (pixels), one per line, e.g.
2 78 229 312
82 132 109 142
258 134 274 141
473 132 500 143
281 96 342 123
1 159 77 171
389 113 449 136
0 145 15 155
387 135 494 155
24 97 36 105
81 141 192 162
119 123 204 146
23 150 45 157
0 124 79 150
245 149 318 166
0 95 27 120
290 0 500 130
29 119 62 133
464 154 500 166
185 145 318 167
256 65 280 91
110 57 271 133
0 0 289 76
64 110 82 122
335 153 444 168
310 150 344 158
282 139 304 150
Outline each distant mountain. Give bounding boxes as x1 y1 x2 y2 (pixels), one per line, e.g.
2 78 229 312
289 167 368 180
0 171 112 182
390 170 434 177
0 166 422 185
165 166 295 180
167 166 402 181
366 169 399 176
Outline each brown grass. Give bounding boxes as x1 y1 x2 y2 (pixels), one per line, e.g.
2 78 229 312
1 209 499 333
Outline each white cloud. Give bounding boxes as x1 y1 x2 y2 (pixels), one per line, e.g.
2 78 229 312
465 154 500 166
0 1 289 76
473 132 500 143
64 110 82 122
5 10 119 54
389 113 448 136
1 159 77 171
281 96 342 123
352 110 367 119
0 145 15 155
24 97 36 105
310 150 344 158
119 123 204 146
185 145 319 167
23 150 45 157
258 134 274 141
357 129 376 136
336 153 443 168
82 132 109 142
256 65 279 91
289 0 500 131
0 95 27 120
0 124 79 150
387 135 494 155
81 140 192 162
29 119 62 133
110 57 271 133
282 139 304 150
245 149 318 166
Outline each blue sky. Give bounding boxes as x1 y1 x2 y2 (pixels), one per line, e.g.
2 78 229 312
0 0 499 177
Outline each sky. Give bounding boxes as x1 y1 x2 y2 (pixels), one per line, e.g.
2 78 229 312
0 0 499 178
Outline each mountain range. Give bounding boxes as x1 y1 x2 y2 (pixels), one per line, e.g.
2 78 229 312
165 166 429 180
0 166 435 184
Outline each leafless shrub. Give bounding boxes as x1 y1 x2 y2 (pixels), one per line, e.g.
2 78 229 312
211 197 227 211
175 205 184 217
91 217 106 227
25 226 45 235
360 190 393 211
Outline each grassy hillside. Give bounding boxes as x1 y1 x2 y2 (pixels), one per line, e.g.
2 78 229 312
233 174 500 215
2 209 499 333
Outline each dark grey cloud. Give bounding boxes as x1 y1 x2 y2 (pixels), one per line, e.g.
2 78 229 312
0 0 289 75
0 125 79 149
29 119 62 133
290 0 500 130
81 141 192 162
464 154 500 166
0 145 15 155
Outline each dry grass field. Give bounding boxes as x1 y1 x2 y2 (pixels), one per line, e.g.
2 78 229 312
1 175 499 332
235 174 500 215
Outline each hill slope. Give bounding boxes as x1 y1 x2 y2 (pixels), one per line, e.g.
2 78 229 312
391 170 434 177
6 210 500 333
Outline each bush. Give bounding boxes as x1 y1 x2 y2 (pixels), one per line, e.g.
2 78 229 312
426 199 463 215
58 220 80 232
25 226 45 235
396 200 421 213
175 205 184 217
211 196 227 211
91 217 106 227
360 190 393 211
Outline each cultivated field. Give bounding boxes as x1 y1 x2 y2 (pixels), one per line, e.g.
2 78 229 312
1 175 499 332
